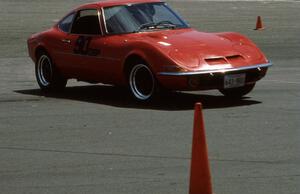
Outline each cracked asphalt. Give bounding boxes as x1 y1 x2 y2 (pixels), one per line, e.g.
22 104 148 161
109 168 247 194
0 0 299 194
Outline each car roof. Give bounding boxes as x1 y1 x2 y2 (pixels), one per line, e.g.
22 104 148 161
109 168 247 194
75 0 163 10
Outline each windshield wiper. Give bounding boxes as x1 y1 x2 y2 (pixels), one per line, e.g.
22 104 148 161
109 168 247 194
136 21 177 32
156 21 176 29
137 22 157 31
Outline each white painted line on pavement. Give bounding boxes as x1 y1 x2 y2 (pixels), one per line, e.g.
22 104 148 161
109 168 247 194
263 79 300 84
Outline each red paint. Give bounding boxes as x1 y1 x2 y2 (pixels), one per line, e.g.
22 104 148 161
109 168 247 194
27 0 271 91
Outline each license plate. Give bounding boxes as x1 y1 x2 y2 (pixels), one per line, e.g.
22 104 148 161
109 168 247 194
224 74 246 89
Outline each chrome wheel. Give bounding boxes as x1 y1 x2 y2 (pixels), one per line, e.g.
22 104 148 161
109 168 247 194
129 64 155 101
35 52 67 91
37 55 53 87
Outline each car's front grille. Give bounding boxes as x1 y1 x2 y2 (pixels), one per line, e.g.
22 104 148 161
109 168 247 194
187 67 267 90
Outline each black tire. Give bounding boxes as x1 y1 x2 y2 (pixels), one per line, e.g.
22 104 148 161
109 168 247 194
35 52 67 92
128 63 158 102
219 83 256 98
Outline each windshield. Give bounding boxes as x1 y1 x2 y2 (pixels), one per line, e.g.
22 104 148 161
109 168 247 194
103 2 189 34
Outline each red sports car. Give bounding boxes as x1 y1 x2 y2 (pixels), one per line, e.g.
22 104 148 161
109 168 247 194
27 0 272 101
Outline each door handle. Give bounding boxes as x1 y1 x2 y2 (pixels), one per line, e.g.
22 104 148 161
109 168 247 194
61 39 71 44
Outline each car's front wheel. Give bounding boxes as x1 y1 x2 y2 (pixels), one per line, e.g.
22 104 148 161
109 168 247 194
35 52 67 91
128 63 158 101
219 83 256 98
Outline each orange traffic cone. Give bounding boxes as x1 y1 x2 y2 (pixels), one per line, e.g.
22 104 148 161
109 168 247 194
254 16 264 30
189 103 213 194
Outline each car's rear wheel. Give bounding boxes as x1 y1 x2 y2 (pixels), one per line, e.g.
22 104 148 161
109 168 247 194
36 52 67 91
129 63 158 101
219 83 256 98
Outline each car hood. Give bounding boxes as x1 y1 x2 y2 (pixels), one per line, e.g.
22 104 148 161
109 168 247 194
137 28 266 70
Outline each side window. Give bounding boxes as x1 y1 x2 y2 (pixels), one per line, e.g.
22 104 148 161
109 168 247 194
71 9 101 35
58 13 75 33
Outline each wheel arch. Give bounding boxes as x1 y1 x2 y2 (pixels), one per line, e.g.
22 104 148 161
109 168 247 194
35 45 49 63
123 54 149 80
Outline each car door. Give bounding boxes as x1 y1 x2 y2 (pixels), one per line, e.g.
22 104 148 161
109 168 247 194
53 9 107 81
67 9 107 81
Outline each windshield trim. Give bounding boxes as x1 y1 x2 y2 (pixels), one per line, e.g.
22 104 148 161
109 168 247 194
102 2 190 35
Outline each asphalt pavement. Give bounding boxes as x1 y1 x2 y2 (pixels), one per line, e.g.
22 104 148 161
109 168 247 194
0 0 299 194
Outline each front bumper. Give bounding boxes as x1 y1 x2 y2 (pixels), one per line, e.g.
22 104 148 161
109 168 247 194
157 62 272 90
158 62 272 76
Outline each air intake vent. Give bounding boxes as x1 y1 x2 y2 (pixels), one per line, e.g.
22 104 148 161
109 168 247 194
205 57 228 65
226 55 245 66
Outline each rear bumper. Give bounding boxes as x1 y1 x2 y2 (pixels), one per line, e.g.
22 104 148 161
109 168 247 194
156 62 272 90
